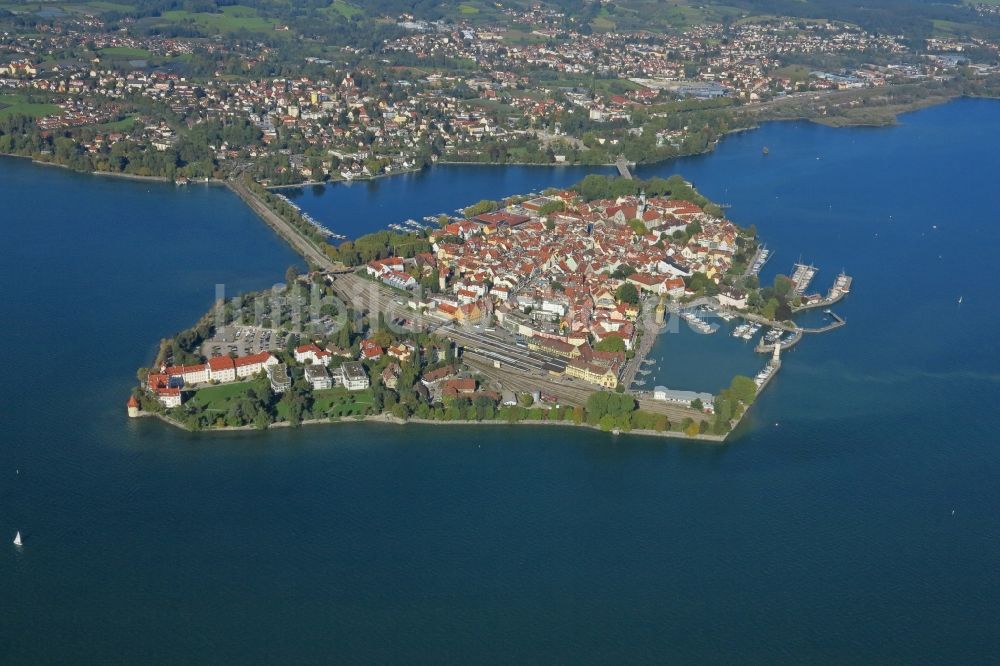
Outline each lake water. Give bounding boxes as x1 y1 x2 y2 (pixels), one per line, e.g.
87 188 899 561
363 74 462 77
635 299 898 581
2 98 1000 662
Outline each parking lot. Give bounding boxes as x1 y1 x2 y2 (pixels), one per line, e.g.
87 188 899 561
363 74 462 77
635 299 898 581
201 325 292 359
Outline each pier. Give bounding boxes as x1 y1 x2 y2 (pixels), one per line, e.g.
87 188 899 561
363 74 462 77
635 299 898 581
754 310 845 353
791 262 817 295
755 328 803 353
744 244 771 278
793 272 853 312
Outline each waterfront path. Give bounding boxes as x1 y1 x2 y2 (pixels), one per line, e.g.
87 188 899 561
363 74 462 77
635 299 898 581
755 311 845 352
792 288 847 313
621 315 662 389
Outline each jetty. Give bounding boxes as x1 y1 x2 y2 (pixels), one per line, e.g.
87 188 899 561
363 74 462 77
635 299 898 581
754 310 845 353
791 262 817 296
794 271 853 312
745 245 771 278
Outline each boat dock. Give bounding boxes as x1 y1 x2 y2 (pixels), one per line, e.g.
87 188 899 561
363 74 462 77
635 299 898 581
621 308 664 389
793 271 853 312
791 262 817 296
745 245 771 277
755 328 803 353
754 310 845 353
754 356 781 392
274 193 346 240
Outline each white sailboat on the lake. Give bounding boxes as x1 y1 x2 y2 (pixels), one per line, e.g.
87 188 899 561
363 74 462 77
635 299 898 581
13 531 22 547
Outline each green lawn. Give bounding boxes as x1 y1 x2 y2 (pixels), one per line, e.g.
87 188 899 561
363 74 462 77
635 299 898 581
85 1 133 9
312 387 373 418
159 6 277 34
327 0 362 19
189 381 259 413
0 1 132 14
458 3 479 14
931 19 980 38
99 46 152 59
86 116 136 132
0 94 60 119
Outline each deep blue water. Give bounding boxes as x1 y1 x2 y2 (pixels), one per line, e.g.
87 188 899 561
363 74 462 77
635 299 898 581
3 98 1000 663
280 163 615 238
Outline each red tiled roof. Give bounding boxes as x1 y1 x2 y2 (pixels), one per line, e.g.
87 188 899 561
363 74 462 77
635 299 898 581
208 356 235 372
234 352 273 368
165 363 206 376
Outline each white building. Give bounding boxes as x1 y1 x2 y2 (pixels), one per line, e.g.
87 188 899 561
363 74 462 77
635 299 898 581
235 351 279 379
165 363 209 386
339 362 370 391
268 363 291 393
305 364 332 390
207 356 237 383
653 386 715 412
717 288 748 310
294 343 332 366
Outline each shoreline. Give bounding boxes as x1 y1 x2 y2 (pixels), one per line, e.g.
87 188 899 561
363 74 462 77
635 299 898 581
264 92 976 191
1 153 230 184
6 92 993 193
266 165 424 190
133 410 727 443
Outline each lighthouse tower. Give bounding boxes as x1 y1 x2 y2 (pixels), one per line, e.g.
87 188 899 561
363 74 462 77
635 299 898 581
771 341 781 366
127 394 140 418
654 295 666 326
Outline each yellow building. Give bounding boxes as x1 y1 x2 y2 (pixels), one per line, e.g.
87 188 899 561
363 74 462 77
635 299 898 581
565 359 619 389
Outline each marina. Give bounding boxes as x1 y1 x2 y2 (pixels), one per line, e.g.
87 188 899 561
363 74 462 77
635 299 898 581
275 193 346 239
748 245 772 276
794 270 854 311
731 321 761 341
679 309 719 335
791 262 817 296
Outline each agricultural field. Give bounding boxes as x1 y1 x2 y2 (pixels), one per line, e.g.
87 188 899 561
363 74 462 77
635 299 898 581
98 46 152 59
0 94 60 119
326 0 362 19
157 6 278 35
86 116 136 132
0 1 131 15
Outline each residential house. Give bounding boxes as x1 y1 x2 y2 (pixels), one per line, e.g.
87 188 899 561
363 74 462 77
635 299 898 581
294 343 332 366
339 362 370 391
305 364 332 390
267 363 291 393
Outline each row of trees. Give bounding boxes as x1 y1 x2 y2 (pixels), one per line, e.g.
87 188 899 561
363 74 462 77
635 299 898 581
573 174 724 217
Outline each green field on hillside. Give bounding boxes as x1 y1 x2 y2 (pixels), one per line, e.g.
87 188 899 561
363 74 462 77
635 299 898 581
159 6 277 34
0 94 60 119
99 46 152 59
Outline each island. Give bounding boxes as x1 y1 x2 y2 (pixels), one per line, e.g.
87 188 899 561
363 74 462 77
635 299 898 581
129 174 851 441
